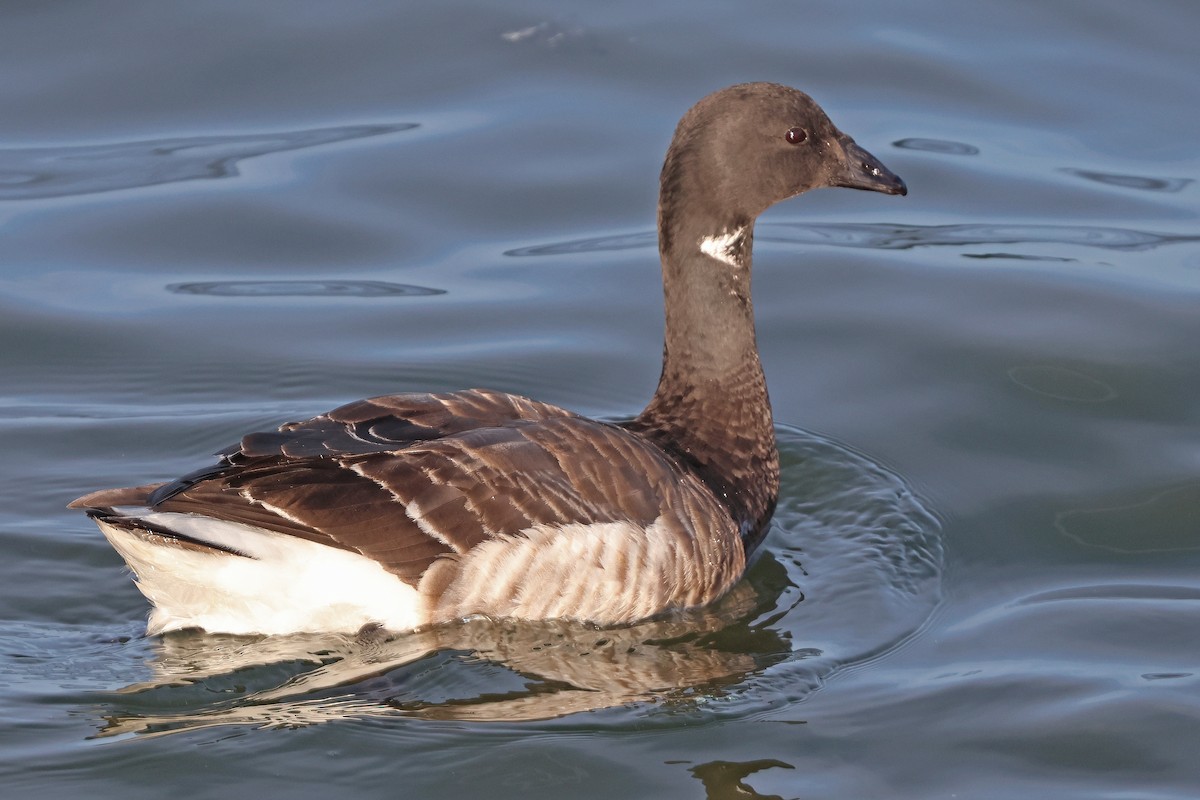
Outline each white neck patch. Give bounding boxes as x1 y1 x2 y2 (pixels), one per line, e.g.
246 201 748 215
698 226 746 268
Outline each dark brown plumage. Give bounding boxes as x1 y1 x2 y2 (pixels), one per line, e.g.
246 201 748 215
71 83 906 635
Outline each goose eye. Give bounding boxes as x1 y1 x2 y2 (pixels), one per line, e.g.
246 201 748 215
785 127 808 145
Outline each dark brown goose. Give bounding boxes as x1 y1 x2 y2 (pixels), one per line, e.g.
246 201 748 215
71 83 906 636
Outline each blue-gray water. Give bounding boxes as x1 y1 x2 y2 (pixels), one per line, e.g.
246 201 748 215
3 2 1198 798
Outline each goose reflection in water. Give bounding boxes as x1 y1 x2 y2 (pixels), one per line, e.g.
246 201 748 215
94 567 795 738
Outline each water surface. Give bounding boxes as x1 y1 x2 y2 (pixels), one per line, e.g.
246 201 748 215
2 1 1198 798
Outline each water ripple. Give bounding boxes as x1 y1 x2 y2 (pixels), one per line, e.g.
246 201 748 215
505 222 1199 257
0 123 415 202
1007 365 1117 403
1056 483 1200 553
505 231 657 257
1060 168 1193 193
500 20 595 50
893 137 980 156
1014 583 1200 605
166 280 445 299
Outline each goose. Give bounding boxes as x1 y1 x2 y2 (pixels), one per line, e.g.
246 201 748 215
71 82 906 636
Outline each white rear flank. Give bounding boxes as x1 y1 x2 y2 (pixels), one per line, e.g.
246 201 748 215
96 513 426 636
